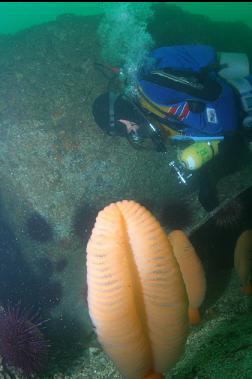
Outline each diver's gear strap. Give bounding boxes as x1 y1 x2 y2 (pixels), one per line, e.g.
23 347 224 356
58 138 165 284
198 169 219 212
142 67 221 102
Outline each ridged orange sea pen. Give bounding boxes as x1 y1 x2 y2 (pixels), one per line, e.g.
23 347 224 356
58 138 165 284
168 230 206 326
143 370 165 378
87 201 188 379
234 229 252 295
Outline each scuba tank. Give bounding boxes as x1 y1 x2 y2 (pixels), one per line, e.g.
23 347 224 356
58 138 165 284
178 141 221 170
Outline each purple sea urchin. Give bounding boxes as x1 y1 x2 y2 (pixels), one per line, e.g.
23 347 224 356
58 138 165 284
0 306 48 377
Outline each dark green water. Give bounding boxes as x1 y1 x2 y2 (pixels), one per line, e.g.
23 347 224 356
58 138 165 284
1 2 252 35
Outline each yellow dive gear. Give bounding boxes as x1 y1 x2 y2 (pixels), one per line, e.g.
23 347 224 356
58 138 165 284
178 141 221 170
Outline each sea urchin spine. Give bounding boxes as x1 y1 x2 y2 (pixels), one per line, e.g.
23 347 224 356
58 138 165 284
0 306 49 377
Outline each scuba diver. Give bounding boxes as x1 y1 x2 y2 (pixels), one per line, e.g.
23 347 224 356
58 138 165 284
92 44 252 212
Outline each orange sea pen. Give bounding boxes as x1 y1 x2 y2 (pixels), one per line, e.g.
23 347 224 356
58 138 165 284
234 229 252 295
168 230 206 326
86 200 189 379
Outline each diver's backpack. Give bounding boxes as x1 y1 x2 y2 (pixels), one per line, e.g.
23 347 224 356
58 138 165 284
137 45 241 140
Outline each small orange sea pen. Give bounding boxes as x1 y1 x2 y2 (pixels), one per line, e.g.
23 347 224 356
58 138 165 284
86 200 188 379
168 230 206 325
234 229 252 295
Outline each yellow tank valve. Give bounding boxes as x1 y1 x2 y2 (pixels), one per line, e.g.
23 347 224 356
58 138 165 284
178 141 221 170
